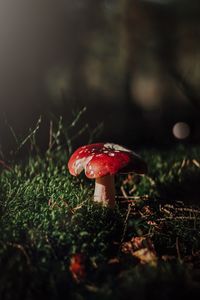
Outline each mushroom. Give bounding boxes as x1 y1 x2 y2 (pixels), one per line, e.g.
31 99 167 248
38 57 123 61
68 143 147 207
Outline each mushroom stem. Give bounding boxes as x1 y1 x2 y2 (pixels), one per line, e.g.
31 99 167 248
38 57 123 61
94 175 115 207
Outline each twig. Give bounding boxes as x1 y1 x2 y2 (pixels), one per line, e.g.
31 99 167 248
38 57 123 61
16 116 42 153
116 195 149 201
120 186 129 199
174 207 200 214
177 158 187 175
7 242 31 267
120 204 132 244
48 120 53 151
157 216 200 222
176 237 182 263
70 107 87 128
162 204 200 215
160 207 173 217
145 176 156 186
72 199 89 212
48 199 58 209
129 186 136 194
192 159 200 168
119 184 132 243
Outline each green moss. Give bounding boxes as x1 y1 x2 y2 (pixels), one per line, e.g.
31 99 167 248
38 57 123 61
0 145 200 299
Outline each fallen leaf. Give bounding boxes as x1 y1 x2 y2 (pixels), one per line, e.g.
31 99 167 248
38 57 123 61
141 205 154 216
69 253 86 283
108 258 120 265
133 248 157 266
85 284 99 293
162 255 176 262
121 236 157 266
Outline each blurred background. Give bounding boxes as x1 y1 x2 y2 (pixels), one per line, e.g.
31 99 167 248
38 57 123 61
0 0 200 154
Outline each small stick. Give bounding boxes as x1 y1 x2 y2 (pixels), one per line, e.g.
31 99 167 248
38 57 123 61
120 204 132 244
116 195 149 200
173 207 200 214
145 176 156 186
156 216 200 222
176 237 182 263
160 207 173 216
48 120 53 151
120 186 129 199
129 186 136 194
192 159 200 168
162 205 200 215
7 242 31 267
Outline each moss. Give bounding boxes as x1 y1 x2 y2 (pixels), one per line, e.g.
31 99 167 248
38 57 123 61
0 145 200 299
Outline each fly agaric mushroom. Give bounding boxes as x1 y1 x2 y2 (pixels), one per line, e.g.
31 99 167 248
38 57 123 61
68 143 147 207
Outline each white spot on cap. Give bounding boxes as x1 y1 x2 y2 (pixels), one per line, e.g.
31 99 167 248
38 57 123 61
104 143 131 152
104 143 141 159
73 156 93 175
108 153 115 157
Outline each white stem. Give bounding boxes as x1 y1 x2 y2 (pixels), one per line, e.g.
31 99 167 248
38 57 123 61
94 175 115 207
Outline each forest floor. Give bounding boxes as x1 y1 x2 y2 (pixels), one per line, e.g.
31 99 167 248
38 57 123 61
1 140 200 300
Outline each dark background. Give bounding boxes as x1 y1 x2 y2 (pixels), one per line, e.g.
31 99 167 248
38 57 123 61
0 0 200 154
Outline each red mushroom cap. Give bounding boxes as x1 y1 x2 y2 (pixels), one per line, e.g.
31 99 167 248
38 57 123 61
68 143 147 179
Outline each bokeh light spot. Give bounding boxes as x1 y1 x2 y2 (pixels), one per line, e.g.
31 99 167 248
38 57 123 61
131 75 163 110
172 122 190 139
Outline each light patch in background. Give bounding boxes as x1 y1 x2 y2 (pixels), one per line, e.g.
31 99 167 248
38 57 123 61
131 75 163 110
84 59 103 90
104 0 118 17
84 55 125 100
46 66 71 104
172 122 190 139
141 0 173 4
177 51 200 93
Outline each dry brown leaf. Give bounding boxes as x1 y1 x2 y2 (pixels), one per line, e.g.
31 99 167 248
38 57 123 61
133 248 157 266
121 236 157 266
108 258 120 265
69 253 86 283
